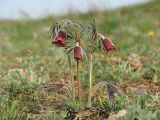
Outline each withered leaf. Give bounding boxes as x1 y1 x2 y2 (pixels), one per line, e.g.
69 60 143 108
107 83 119 103
44 83 67 92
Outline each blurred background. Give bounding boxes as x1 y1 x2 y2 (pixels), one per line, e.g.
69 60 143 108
0 0 150 20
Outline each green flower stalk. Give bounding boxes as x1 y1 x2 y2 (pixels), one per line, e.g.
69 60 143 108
67 54 75 101
77 59 81 100
88 54 93 108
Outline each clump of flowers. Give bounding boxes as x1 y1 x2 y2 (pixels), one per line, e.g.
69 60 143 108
50 19 116 107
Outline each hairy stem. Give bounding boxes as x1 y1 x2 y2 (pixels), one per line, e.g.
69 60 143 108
88 54 93 107
77 60 81 100
68 54 75 101
98 33 105 39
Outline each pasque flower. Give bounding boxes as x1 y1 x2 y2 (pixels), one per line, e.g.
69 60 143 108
74 42 83 61
102 38 115 52
52 30 67 47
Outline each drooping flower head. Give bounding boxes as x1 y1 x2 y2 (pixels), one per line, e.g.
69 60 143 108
52 30 67 47
74 42 83 61
102 38 115 52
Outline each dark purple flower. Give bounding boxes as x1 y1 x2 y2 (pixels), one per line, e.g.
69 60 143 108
52 30 67 47
74 46 83 61
102 38 115 52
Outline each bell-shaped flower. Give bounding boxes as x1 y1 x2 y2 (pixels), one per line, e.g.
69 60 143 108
52 30 67 47
102 38 115 52
74 43 83 61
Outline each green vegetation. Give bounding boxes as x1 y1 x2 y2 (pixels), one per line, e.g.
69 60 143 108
0 1 159 120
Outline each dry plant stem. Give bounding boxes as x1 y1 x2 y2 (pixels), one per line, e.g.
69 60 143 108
88 54 93 108
77 60 81 100
68 54 75 101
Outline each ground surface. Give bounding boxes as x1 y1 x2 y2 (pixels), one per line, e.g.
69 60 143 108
0 1 160 120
